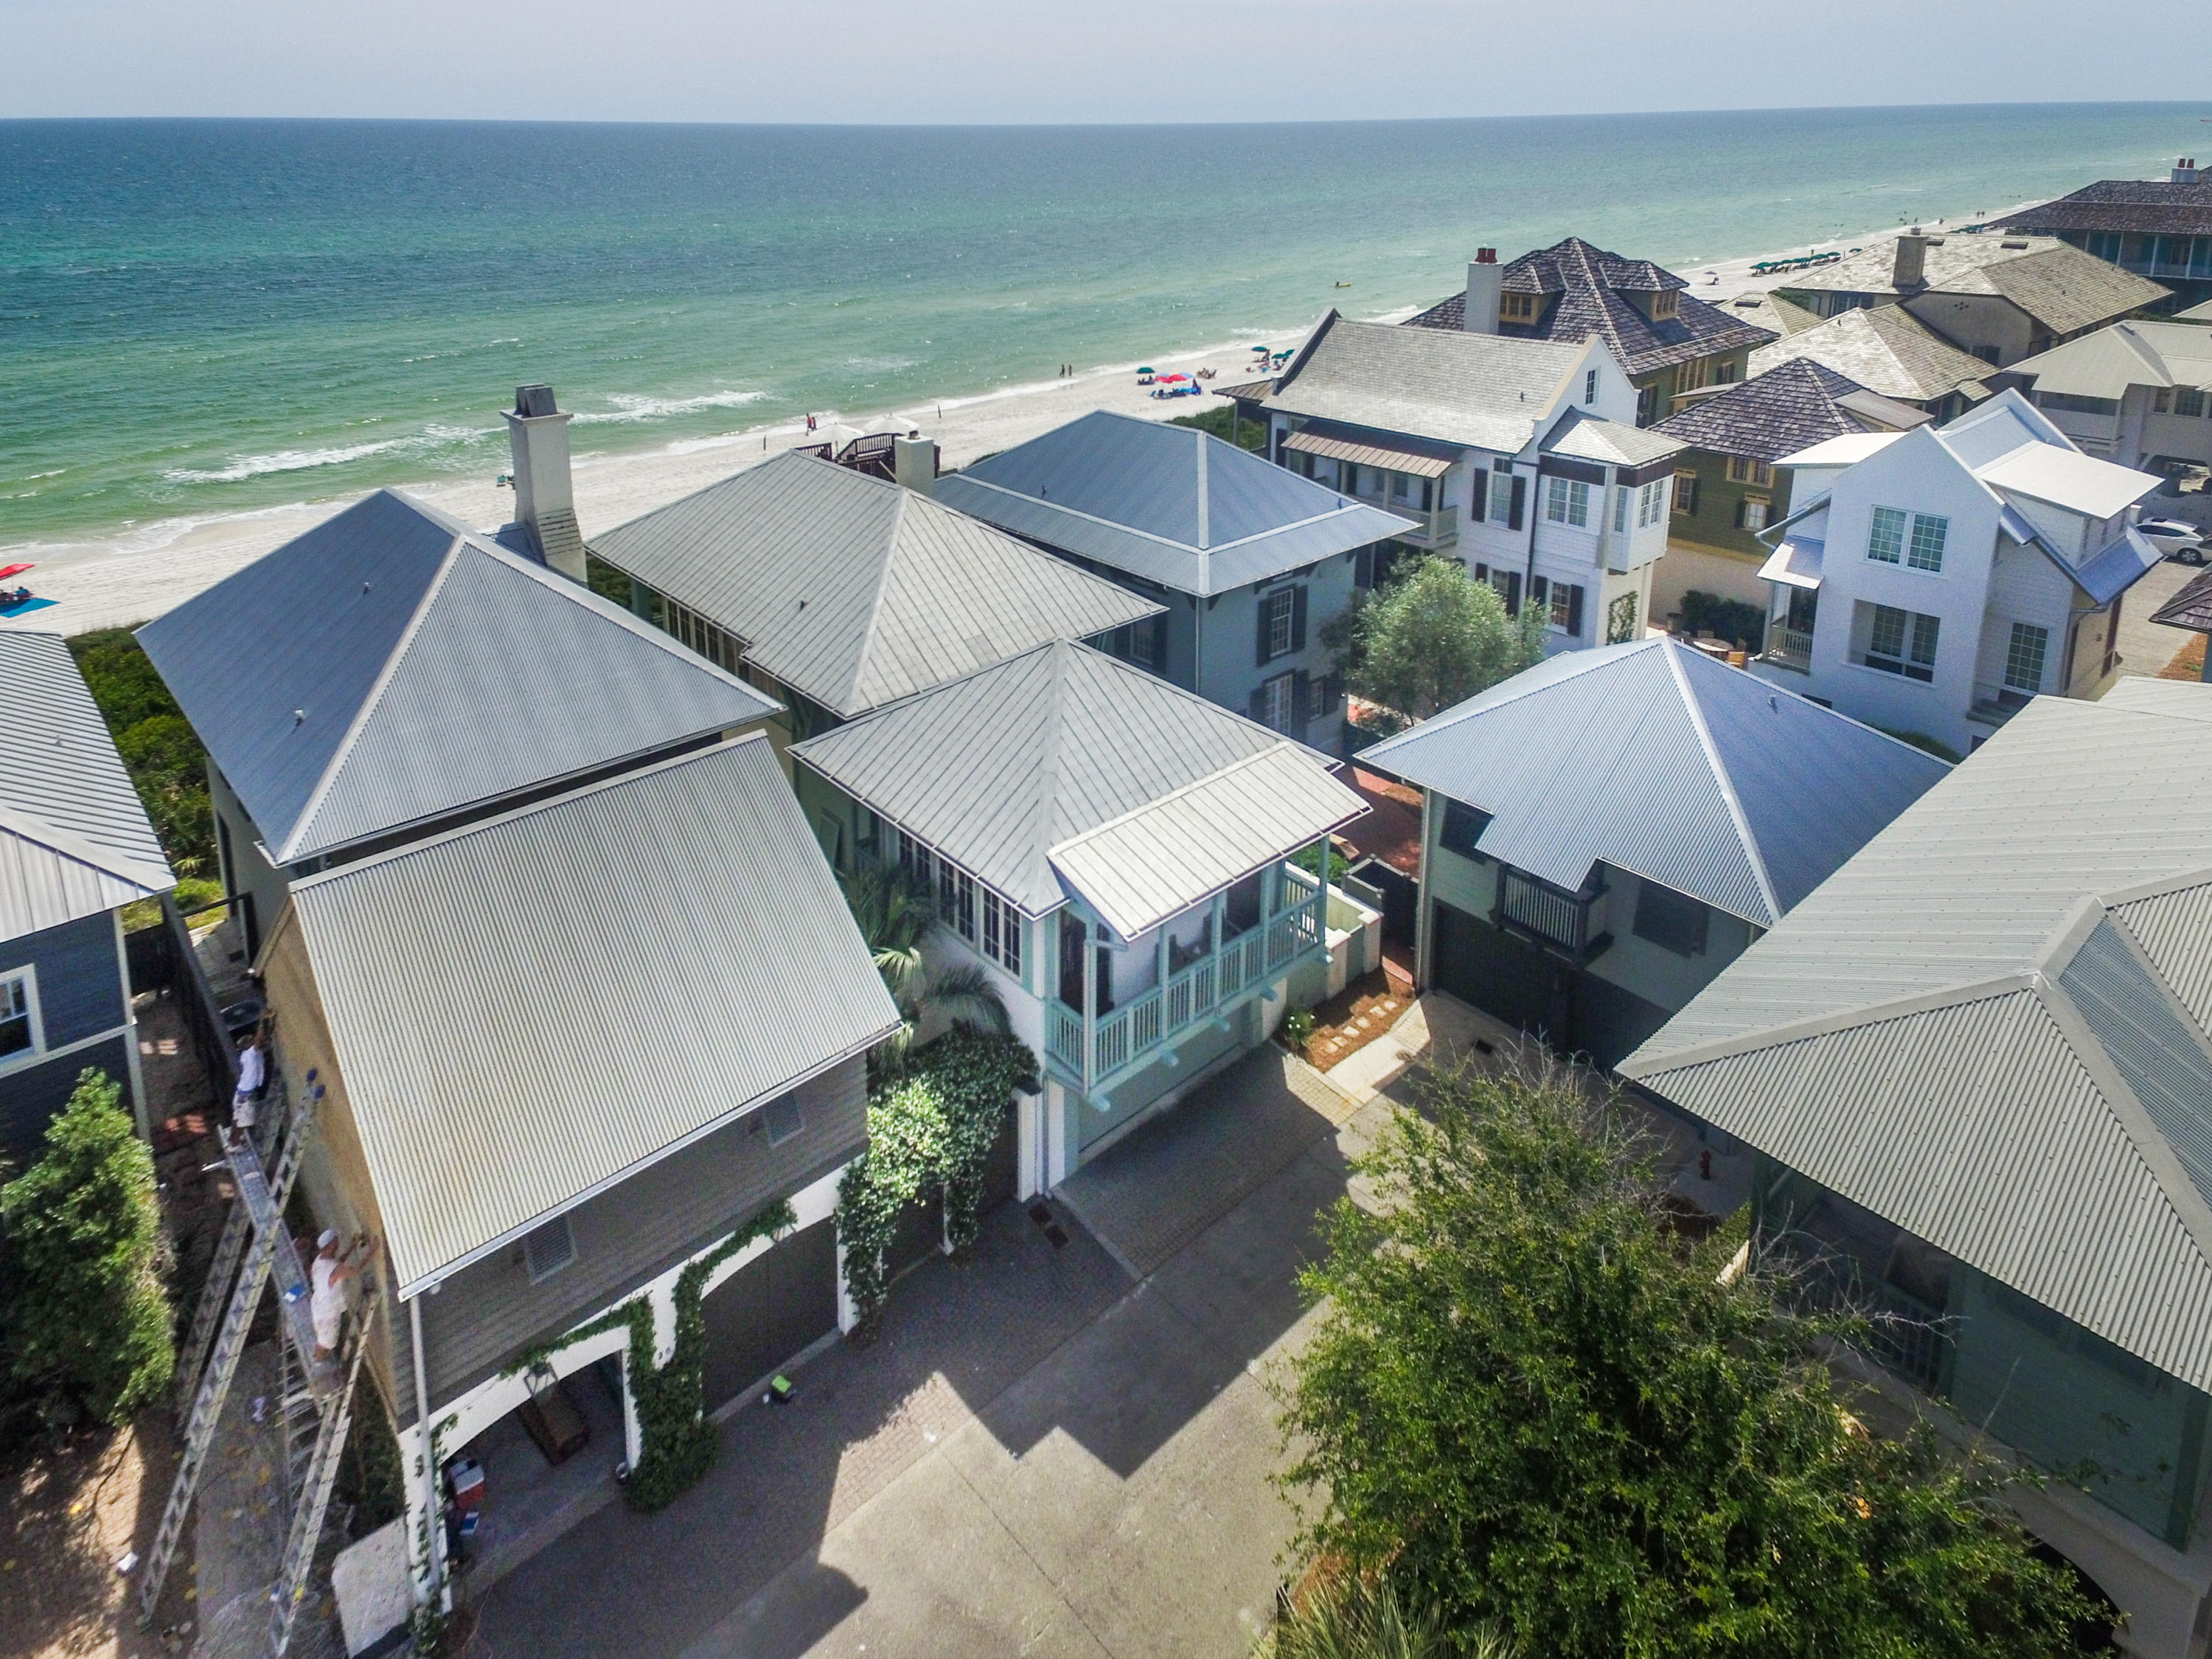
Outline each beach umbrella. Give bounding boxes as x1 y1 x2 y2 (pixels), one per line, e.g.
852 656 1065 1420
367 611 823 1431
0 563 32 582
1136 366 1155 374
1158 373 1189 383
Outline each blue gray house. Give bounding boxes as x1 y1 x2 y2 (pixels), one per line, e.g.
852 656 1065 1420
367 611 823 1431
934 411 1413 751
0 629 173 1150
1361 637 1950 1068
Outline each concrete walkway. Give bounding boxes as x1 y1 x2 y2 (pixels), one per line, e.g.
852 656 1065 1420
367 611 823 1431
470 1048 1386 1659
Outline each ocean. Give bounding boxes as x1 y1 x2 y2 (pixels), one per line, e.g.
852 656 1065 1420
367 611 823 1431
1 103 2202 554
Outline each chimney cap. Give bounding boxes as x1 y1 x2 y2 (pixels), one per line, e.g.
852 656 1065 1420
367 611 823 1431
515 383 559 419
1475 247 1498 264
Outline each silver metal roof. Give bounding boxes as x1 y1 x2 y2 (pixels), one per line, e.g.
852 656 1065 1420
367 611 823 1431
2009 319 2212 403
138 489 779 866
0 630 173 941
1048 742 1368 938
790 639 1361 919
590 451 1164 717
1621 687 2212 1389
935 410 1413 596
1538 408 1686 467
1362 639 1949 927
284 735 900 1295
1260 311 1593 456
1279 427 1455 479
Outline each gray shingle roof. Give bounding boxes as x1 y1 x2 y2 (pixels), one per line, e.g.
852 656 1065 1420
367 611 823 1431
285 734 899 1294
1361 639 1949 928
1405 237 1777 375
1262 312 1590 455
790 639 1363 919
1647 358 1925 463
1620 687 2212 1391
138 489 779 867
1776 234 2167 335
0 630 173 941
1538 408 1687 466
590 452 1164 718
2004 180 2212 240
1750 305 1996 406
934 411 1413 597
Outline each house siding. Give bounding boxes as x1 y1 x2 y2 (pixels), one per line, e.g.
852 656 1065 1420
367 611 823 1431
4 911 125 1051
0 1034 132 1158
210 762 291 964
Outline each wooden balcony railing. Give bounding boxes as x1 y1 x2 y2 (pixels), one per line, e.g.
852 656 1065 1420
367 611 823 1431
1497 866 1606 961
1764 621 1814 670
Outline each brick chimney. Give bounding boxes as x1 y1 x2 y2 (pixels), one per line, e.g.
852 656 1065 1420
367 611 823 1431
503 384 584 581
1463 248 1502 335
2176 159 2202 185
1892 229 1929 292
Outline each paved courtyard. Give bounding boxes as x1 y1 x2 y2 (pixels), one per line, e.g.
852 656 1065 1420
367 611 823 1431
470 1048 1390 1659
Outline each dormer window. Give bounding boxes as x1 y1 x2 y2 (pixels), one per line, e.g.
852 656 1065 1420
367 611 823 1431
1502 292 1540 322
1651 290 1679 321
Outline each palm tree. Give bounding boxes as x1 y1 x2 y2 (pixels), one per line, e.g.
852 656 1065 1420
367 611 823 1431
838 866 1009 1076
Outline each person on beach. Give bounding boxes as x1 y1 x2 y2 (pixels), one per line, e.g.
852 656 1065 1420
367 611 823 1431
229 1028 265 1146
310 1231 375 1363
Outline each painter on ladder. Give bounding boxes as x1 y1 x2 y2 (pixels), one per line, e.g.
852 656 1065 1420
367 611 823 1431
310 1231 376 1363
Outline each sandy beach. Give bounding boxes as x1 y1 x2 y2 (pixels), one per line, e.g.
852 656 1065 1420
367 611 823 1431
9 208 2034 636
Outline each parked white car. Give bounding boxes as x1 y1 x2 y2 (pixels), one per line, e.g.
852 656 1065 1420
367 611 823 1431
2141 518 2208 564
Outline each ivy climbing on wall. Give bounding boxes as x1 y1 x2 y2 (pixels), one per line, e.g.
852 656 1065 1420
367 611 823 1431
501 1197 796 1512
836 1028 1034 1333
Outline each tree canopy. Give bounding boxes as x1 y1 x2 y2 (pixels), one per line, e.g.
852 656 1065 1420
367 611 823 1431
1 1070 175 1425
68 626 213 880
1325 557 1546 723
1278 1062 2100 1659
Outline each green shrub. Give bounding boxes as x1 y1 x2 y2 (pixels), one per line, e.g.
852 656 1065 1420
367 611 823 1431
1877 728 1965 764
1675 590 1767 650
0 1071 175 1424
66 627 214 880
1168 402 1267 452
1282 1009 1317 1055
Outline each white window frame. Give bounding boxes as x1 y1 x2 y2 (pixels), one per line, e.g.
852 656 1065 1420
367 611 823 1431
1741 496 1770 533
981 888 1023 976
1584 369 1597 405
1545 476 1590 527
2004 621 2051 693
1264 586 1295 659
1906 513 1949 573
0 965 43 1071
1489 460 1514 526
1867 505 1908 565
1636 477 1668 529
1262 670 1296 732
1860 602 1941 683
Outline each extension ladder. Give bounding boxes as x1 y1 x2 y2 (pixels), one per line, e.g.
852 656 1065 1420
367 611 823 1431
268 1294 374 1656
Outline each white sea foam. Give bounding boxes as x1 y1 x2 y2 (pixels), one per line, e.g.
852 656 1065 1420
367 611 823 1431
572 389 768 425
162 441 408 484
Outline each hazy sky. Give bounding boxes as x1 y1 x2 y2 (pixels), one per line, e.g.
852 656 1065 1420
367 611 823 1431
4 0 2210 125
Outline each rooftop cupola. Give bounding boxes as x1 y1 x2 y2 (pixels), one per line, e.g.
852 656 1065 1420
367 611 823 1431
503 383 585 581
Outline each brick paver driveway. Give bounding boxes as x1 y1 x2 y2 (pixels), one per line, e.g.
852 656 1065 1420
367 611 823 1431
470 1048 1385 1659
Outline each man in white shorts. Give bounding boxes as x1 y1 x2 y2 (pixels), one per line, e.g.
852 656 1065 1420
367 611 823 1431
230 1029 266 1147
310 1231 375 1363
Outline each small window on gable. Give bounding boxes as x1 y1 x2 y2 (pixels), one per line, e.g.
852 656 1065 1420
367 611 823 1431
1502 291 1539 322
1439 799 1492 861
1584 369 1598 405
1632 883 1708 958
1652 289 1680 321
524 1216 577 1284
764 1095 805 1147
0 969 35 1060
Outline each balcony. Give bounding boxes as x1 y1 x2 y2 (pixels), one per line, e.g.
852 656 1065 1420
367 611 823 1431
1044 874 1326 1095
1764 621 1814 672
1496 866 1608 961
1390 502 1458 550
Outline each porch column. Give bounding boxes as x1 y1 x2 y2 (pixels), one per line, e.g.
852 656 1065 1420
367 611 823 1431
1080 914 1096 1100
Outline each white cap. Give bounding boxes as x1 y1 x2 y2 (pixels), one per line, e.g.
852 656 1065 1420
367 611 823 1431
318 1229 339 1249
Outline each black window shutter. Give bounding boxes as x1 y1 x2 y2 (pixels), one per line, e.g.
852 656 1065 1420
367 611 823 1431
1256 596 1273 667
1249 686 1267 722
1473 561 1489 583
1290 585 1309 652
1505 571 1522 615
1508 476 1526 530
1152 613 1169 666
1530 575 1548 608
1293 670 1311 726
1567 584 1585 637
1470 470 1487 521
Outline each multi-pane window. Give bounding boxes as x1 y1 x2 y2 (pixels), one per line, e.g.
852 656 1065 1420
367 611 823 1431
1867 506 1908 564
1862 603 1940 682
660 597 744 673
1531 578 1582 633
1502 291 1538 321
1265 587 1295 658
1673 470 1699 515
1738 497 1770 532
2005 622 2050 692
1635 477 1667 529
0 970 32 1059
1613 484 1630 534
1907 514 1948 572
1489 460 1514 526
1262 671 1296 732
1675 353 1708 394
2180 388 2208 418
1584 369 1598 405
981 889 1022 975
1725 455 1773 487
1545 476 1590 527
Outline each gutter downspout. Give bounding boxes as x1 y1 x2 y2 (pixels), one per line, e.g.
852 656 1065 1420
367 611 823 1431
409 1291 442 1610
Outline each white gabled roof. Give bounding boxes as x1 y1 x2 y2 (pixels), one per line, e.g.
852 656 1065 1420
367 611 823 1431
0 630 173 941
1775 432 1901 469
1976 440 2163 519
287 735 899 1295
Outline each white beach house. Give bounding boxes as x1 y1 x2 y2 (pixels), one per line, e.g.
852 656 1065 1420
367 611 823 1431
1750 389 2165 756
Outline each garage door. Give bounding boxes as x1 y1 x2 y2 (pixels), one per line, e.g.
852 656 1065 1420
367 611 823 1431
698 1216 839 1413
1430 900 1565 1040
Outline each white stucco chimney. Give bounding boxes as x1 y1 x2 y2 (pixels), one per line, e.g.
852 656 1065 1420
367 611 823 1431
894 434 938 497
2176 159 2202 185
503 384 585 581
1892 230 1929 292
1464 248 1502 335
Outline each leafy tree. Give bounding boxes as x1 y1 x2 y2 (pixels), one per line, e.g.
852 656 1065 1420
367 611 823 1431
1167 403 1267 453
839 866 1009 1078
1677 589 1768 651
1278 1062 2098 1659
1325 557 1545 723
0 1071 175 1424
67 626 214 880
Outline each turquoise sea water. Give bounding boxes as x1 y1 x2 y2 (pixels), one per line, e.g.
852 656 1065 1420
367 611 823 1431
1 104 2205 552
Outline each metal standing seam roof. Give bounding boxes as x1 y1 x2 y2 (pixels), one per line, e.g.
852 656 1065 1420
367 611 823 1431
789 638 1363 921
934 410 1414 597
589 450 1164 718
284 734 900 1295
1402 237 1778 375
2008 319 2212 402
0 630 173 940
136 489 781 867
1360 639 1950 928
1751 305 1997 406
1620 687 2212 1391
1279 427 1455 479
1046 742 1368 939
1537 408 1687 467
1260 311 1594 456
